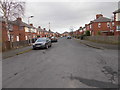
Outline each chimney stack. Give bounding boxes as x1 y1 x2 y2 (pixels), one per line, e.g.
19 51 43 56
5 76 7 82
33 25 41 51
38 26 41 28
30 24 33 26
85 24 88 26
43 28 46 30
96 14 103 19
17 17 22 22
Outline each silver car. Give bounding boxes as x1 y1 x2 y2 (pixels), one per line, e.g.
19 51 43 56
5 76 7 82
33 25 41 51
33 37 52 50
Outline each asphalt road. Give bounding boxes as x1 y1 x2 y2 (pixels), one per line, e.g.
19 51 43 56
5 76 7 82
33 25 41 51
2 37 118 88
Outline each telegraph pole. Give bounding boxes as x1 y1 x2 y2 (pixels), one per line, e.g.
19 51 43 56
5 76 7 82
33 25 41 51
49 22 50 30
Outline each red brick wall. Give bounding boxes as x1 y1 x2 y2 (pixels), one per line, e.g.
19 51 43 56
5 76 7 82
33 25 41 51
19 28 26 41
92 22 114 36
1 22 8 42
12 25 20 42
114 21 120 36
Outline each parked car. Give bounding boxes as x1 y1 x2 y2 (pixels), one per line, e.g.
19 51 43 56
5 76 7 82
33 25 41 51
51 36 58 42
67 36 72 39
33 37 52 49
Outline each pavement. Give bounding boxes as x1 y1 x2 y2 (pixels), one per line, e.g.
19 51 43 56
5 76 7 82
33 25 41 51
2 45 32 59
75 38 118 50
2 37 118 88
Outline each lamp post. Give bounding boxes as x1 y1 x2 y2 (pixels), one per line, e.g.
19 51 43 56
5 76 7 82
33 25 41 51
28 16 34 44
28 16 34 24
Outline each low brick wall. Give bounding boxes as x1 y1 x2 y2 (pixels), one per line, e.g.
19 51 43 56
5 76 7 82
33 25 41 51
84 36 120 44
2 40 31 51
11 40 30 49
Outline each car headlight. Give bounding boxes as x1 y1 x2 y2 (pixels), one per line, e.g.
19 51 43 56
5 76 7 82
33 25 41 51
33 43 35 45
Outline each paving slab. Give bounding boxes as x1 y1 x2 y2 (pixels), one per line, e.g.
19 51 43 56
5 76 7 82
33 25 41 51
2 45 32 59
75 39 118 50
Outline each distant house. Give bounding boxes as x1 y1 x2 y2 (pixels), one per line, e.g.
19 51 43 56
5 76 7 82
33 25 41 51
85 14 115 36
29 24 37 40
1 17 38 50
62 31 69 37
37 26 43 38
48 29 54 37
113 9 120 36
12 17 34 41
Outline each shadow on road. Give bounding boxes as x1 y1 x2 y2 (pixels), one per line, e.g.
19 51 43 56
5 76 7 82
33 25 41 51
68 76 118 88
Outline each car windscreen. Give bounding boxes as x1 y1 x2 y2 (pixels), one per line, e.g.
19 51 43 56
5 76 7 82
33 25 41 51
36 38 46 42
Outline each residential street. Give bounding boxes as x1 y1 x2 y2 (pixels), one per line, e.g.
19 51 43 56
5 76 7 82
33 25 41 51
2 38 118 88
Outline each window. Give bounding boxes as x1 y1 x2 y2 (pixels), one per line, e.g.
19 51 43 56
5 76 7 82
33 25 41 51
8 24 13 31
90 25 92 29
25 36 28 40
116 26 120 31
16 36 19 41
98 23 101 28
11 35 14 42
107 22 110 27
112 22 115 26
25 27 29 32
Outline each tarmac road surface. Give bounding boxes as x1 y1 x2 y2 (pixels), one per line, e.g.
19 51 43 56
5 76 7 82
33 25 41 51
2 37 118 88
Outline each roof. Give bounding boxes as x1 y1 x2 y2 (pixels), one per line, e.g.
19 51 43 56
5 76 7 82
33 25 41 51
113 9 120 14
12 20 35 28
48 29 54 33
92 16 111 22
0 17 34 28
37 28 43 31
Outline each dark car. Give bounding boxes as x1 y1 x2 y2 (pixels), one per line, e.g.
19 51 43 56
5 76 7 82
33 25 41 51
67 36 72 39
33 37 52 49
51 36 58 42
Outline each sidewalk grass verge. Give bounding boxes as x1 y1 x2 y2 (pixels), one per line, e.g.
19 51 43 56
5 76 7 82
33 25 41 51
74 38 104 50
3 48 32 59
79 41 104 50
16 49 32 55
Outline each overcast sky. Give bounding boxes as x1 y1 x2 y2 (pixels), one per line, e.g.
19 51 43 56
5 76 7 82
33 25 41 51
23 0 119 33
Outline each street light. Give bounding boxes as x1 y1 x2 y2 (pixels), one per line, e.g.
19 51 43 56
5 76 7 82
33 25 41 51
28 16 34 45
28 16 34 24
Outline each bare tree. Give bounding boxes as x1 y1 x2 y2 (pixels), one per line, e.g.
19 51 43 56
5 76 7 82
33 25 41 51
69 26 75 36
0 0 25 21
0 0 25 48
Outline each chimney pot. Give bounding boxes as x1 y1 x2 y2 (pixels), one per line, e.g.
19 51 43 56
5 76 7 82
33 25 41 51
17 17 22 22
38 26 41 28
30 24 33 26
43 28 46 30
96 14 103 19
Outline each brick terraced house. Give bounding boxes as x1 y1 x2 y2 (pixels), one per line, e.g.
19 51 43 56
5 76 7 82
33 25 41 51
86 14 115 36
1 17 57 51
113 9 120 36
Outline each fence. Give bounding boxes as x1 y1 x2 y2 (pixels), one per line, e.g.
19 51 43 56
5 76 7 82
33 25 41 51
84 36 120 44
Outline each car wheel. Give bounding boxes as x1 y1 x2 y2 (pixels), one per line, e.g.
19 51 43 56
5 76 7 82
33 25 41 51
45 44 49 49
33 47 36 50
50 44 52 47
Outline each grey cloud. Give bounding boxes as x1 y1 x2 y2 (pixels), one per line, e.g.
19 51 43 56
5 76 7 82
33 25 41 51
23 2 118 33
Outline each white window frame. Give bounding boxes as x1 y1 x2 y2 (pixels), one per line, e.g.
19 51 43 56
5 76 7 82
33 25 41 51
90 25 92 29
112 22 115 26
25 36 28 40
16 36 19 41
107 22 110 27
116 26 120 31
98 23 101 28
